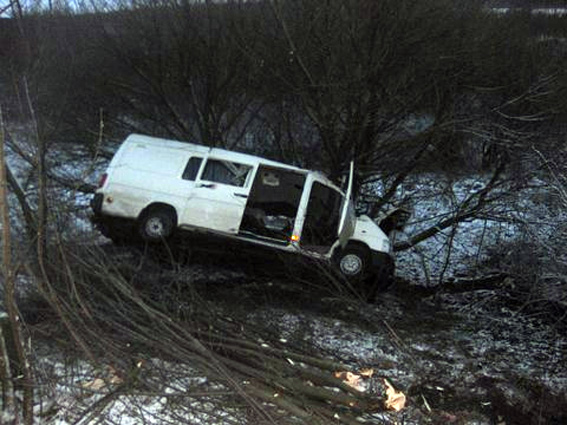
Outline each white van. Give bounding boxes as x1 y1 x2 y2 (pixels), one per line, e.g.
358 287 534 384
91 134 395 293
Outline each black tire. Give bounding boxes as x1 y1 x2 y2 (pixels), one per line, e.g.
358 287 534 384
107 228 128 246
97 220 134 246
334 244 370 281
138 208 176 242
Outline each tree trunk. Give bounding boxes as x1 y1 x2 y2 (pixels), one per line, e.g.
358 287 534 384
0 107 34 424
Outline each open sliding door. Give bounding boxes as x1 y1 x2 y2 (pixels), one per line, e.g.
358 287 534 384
239 166 306 243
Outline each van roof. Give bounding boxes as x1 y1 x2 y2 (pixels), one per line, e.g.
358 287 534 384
124 134 337 187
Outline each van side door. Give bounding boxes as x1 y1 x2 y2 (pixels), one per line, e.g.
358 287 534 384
299 181 345 254
180 157 256 234
239 166 306 243
338 161 356 247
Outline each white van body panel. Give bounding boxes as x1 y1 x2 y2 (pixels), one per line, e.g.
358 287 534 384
180 154 257 234
351 215 391 253
101 134 208 220
180 182 250 233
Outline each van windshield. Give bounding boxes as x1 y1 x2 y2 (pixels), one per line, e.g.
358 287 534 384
301 182 343 251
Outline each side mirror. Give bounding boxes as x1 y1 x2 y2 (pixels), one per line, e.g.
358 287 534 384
378 208 412 234
355 202 370 216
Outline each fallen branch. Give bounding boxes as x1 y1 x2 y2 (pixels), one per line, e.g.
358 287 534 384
442 273 509 294
36 243 404 424
396 273 509 297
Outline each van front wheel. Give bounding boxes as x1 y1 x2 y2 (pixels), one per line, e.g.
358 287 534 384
139 209 175 242
334 244 369 280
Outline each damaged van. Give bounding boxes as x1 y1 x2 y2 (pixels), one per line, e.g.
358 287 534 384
91 134 395 293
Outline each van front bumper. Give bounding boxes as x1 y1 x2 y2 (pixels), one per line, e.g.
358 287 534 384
91 193 104 215
370 250 395 281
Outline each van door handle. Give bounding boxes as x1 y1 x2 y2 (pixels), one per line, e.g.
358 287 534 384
198 183 215 188
234 193 248 198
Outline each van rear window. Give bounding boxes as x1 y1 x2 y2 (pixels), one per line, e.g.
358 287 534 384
182 157 203 181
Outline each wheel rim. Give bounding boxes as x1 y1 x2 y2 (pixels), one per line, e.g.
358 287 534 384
145 217 166 238
340 254 363 276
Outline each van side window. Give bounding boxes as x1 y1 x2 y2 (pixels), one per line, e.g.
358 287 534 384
201 159 252 187
182 157 203 181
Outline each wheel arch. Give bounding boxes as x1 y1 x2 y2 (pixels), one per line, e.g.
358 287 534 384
138 202 179 227
332 239 371 259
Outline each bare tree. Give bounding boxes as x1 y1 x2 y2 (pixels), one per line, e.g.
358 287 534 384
87 0 264 149
1 107 34 425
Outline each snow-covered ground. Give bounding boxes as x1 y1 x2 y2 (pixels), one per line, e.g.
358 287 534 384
490 7 567 16
36 358 239 425
371 173 567 303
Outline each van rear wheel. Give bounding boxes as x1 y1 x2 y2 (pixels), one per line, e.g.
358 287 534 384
139 209 175 242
